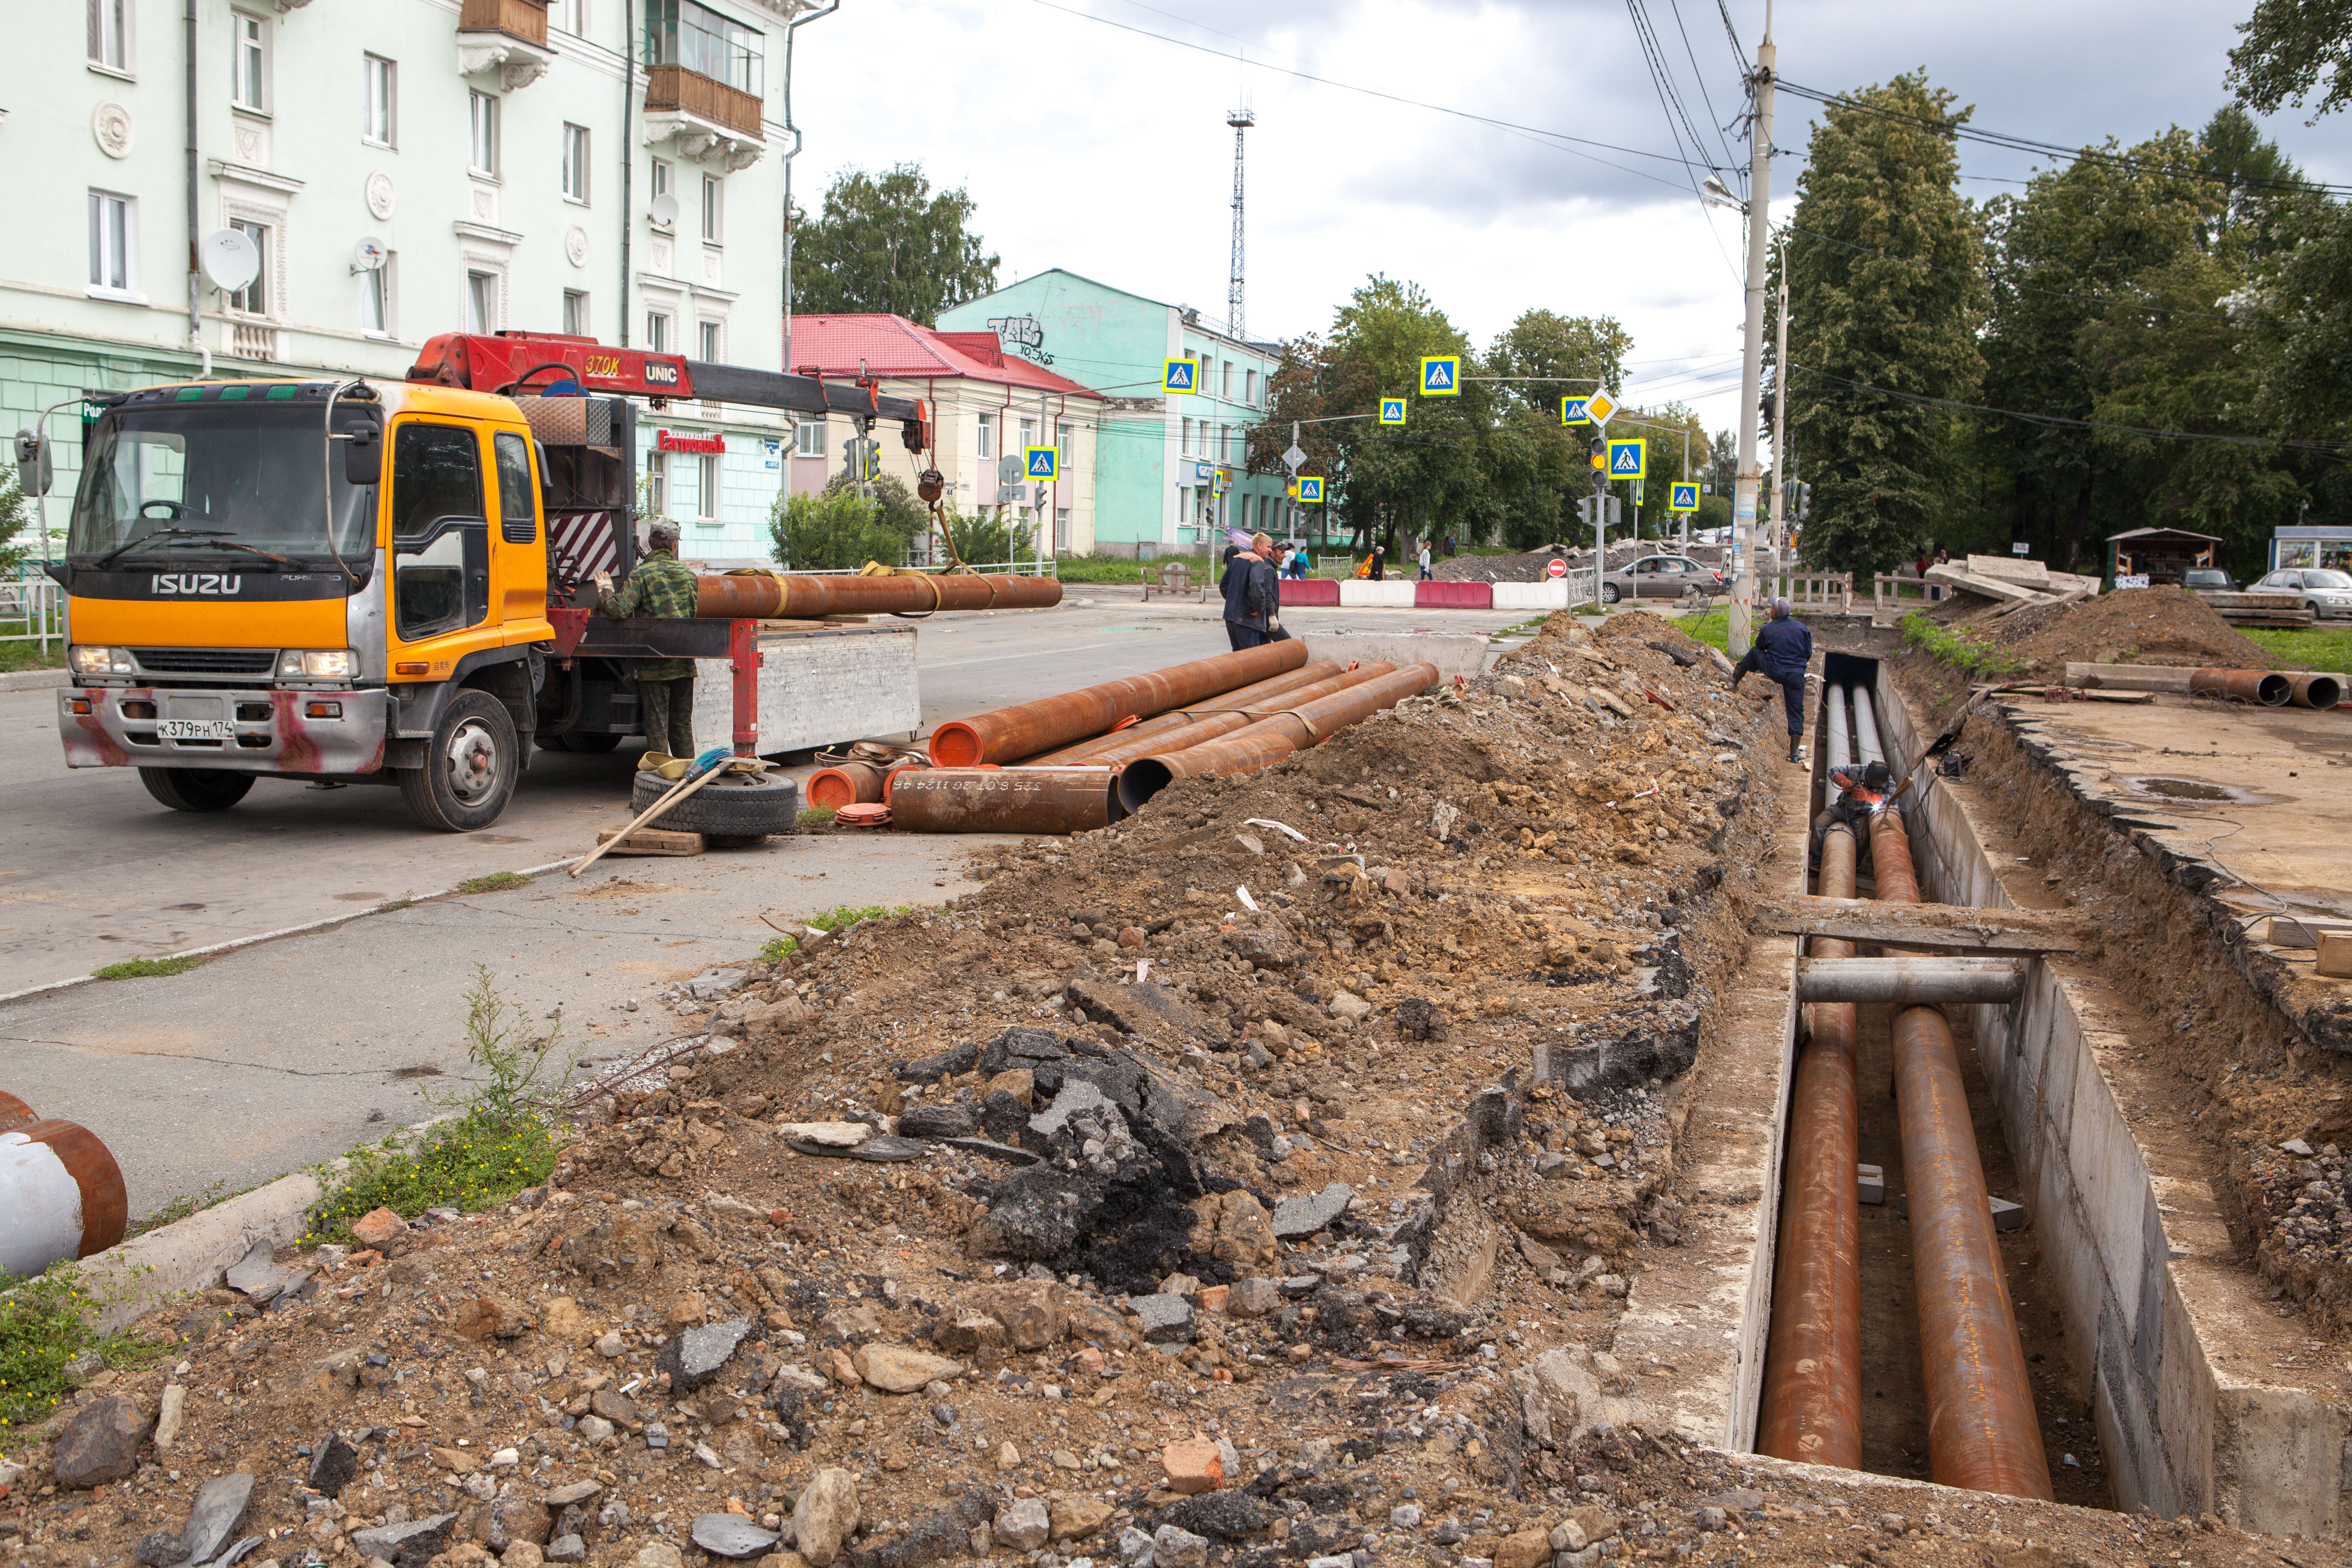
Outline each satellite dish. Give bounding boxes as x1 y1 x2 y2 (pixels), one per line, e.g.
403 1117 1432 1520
649 192 680 227
352 236 389 272
200 228 260 293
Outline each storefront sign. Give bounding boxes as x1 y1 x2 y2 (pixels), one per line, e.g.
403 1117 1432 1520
657 430 725 454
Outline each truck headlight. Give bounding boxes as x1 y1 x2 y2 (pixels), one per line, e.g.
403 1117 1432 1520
68 645 134 677
277 649 358 680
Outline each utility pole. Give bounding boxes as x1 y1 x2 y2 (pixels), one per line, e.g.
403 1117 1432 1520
1767 243 1789 588
1227 105 1254 341
1728 4 1776 657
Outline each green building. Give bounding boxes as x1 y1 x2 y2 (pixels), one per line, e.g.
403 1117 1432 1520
936 271 1294 559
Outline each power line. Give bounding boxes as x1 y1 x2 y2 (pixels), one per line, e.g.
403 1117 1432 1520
1663 0 1742 172
1622 0 1747 288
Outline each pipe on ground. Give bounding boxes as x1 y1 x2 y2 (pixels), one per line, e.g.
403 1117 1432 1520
0 1115 127 1279
1052 663 1399 772
1869 807 2055 1500
1758 823 1863 1470
2190 668 2291 706
2068 663 2329 708
1115 663 1439 811
1795 956 2025 1005
806 761 886 811
2289 672 2343 710
929 642 1310 767
1019 661 1349 766
694 571 1063 621
887 767 1121 835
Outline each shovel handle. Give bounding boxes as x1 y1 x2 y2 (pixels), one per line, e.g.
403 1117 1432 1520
569 765 728 877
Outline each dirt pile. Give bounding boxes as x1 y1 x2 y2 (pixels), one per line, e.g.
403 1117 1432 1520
0 610 2299 1568
1432 544 1647 584
1933 586 2275 678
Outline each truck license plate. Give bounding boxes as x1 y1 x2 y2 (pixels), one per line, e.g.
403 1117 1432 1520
159 719 235 741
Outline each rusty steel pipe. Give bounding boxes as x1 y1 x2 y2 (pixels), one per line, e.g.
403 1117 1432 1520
693 572 1063 621
0 1090 36 1134
1867 805 2054 1499
1117 663 1439 811
1759 823 1863 1470
929 642 1310 768
1893 1002 2055 1499
2190 668 2291 706
1 1117 127 1278
1020 661 1349 766
1796 956 2026 1005
2290 672 2343 710
1056 663 1400 772
887 767 1121 835
805 761 887 811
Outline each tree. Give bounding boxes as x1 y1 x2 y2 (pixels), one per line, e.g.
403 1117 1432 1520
792 165 998 324
942 504 1037 567
2230 0 2352 119
0 466 29 573
766 473 928 569
1779 73 1988 576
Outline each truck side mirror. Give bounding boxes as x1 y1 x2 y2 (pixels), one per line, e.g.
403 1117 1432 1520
14 429 51 497
341 421 381 486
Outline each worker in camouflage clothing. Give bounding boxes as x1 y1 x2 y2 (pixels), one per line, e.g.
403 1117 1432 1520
595 520 700 760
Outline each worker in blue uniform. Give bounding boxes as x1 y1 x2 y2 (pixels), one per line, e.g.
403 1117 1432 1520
1730 596 1814 764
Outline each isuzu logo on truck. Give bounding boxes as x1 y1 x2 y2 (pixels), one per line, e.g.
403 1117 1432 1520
151 573 242 596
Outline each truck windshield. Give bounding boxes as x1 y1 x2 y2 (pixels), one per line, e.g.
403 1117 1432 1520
68 404 375 568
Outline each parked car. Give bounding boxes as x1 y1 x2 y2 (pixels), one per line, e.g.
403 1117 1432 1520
2252 567 2352 619
2182 567 2237 593
1599 554 1727 604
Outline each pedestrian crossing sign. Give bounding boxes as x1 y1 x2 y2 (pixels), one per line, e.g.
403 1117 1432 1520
1607 438 1645 480
1560 397 1589 426
1669 481 1699 513
1379 398 1407 425
1297 476 1325 503
1025 447 1059 480
1419 356 1460 396
1163 359 1197 394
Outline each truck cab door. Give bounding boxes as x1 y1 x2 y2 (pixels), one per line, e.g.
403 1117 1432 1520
389 421 490 659
490 430 549 628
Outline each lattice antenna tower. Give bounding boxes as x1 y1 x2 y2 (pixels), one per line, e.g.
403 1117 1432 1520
1226 101 1254 340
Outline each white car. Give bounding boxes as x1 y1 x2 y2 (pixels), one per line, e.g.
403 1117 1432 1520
2254 567 2352 619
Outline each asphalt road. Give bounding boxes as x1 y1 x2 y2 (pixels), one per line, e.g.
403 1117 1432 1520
0 591 1529 1216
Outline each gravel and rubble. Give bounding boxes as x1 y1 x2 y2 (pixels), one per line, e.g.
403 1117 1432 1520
0 610 2319 1568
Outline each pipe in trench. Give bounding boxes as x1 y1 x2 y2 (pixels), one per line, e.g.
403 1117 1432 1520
1758 823 1862 1470
887 766 1120 835
694 572 1064 622
1019 661 1348 766
1850 685 1887 765
929 641 1310 768
1868 807 2054 1500
1115 663 1439 811
1825 683 1853 773
1052 663 1400 772
1795 956 2025 1005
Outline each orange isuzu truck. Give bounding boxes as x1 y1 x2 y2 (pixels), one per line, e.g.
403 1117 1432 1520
51 331 929 829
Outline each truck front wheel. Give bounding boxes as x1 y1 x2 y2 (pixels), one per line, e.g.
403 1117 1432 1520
139 768 255 813
397 690 518 831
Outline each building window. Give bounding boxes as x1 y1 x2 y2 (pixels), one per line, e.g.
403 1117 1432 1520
642 0 765 97
1180 418 1192 456
363 55 395 145
645 311 671 351
1244 368 1256 405
362 256 395 335
649 159 673 226
230 11 268 111
1018 418 1035 454
1055 508 1070 552
976 414 994 459
552 0 588 34
698 320 721 361
87 190 135 295
466 270 498 333
701 175 722 242
562 289 589 335
227 221 269 315
560 124 591 203
88 0 129 71
645 449 668 517
795 418 824 458
1221 361 1233 399
468 90 499 176
698 452 722 521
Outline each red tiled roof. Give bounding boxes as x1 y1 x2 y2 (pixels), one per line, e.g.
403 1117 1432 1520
786 314 1096 397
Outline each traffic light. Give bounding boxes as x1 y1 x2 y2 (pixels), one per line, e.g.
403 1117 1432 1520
841 436 880 481
1588 435 1607 473
1798 483 1812 520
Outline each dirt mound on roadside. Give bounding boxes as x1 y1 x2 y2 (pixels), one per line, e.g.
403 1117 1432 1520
1953 585 2275 677
1434 542 1650 583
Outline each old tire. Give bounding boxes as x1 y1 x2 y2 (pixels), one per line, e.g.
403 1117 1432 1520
629 769 800 836
139 768 254 813
398 690 518 831
1601 581 1622 604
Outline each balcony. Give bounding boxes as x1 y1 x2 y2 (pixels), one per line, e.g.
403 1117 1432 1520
642 63 766 168
457 0 553 90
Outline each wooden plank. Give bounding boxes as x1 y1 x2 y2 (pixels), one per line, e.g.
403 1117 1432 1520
1751 896 2083 953
594 826 706 857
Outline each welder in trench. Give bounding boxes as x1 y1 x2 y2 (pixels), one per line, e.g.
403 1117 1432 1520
1811 757 1893 871
1730 596 1814 764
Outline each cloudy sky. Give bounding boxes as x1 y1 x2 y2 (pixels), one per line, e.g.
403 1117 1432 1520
792 0 2340 440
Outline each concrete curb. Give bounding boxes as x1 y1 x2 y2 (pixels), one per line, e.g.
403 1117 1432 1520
0 668 69 693
80 1169 324 1331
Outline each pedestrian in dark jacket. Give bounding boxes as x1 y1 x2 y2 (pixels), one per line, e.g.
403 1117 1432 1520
1730 596 1814 763
1222 536 1274 649
596 520 700 760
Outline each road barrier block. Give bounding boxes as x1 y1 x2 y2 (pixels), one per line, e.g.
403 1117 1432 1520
1279 578 1340 607
1414 580 1493 609
1493 581 1572 610
1339 580 1418 608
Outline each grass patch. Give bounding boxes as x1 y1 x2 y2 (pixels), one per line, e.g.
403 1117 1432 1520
2240 625 2352 674
0 1266 150 1433
797 806 836 828
304 1110 565 1243
94 954 205 980
454 871 532 895
1679 609 1730 652
0 641 66 673
759 935 799 965
126 1181 235 1240
1901 610 2027 677
1050 557 1151 583
805 902 910 932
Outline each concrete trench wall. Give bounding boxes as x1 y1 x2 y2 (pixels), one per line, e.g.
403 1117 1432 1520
1869 672 2352 1537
